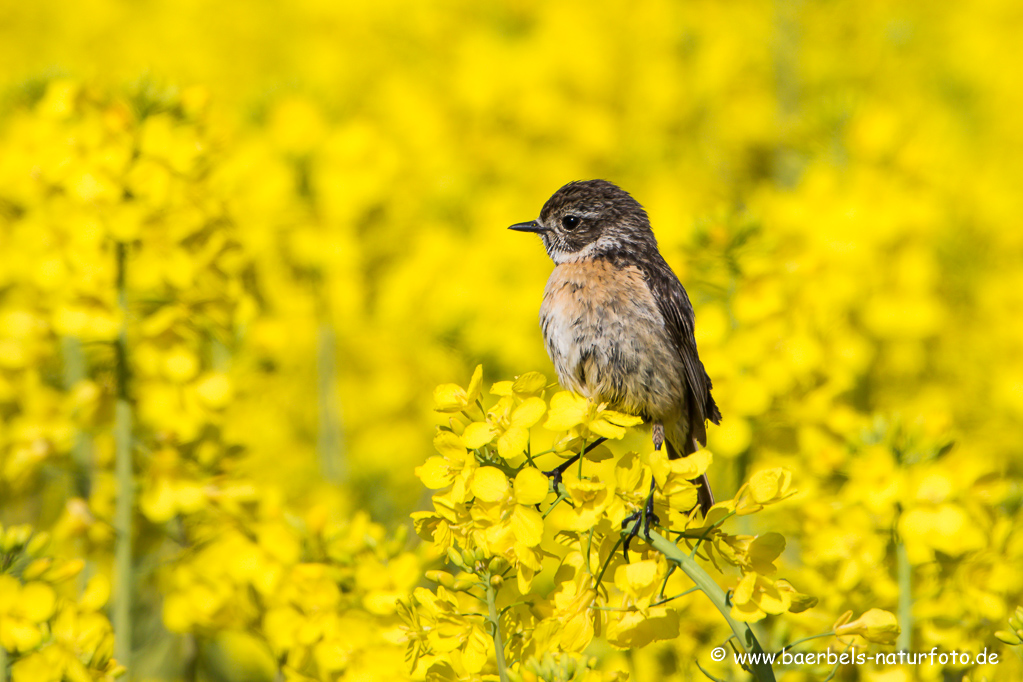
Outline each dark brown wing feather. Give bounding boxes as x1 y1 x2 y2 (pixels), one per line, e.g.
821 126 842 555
638 255 721 455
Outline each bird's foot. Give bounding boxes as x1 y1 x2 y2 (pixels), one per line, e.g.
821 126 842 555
621 485 659 559
542 455 577 491
542 437 609 491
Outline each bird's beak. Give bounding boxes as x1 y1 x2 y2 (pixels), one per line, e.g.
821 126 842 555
508 220 544 233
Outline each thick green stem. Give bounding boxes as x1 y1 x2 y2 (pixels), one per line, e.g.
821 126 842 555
896 539 912 651
113 242 133 675
316 320 346 483
647 530 776 682
485 578 510 682
61 336 92 498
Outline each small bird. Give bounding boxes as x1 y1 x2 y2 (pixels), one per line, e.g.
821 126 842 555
510 179 721 514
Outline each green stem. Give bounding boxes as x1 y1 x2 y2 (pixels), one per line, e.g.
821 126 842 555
61 336 91 498
647 530 775 682
114 242 133 675
653 585 700 607
541 491 570 519
594 535 625 586
1 646 8 682
780 630 836 653
484 578 510 682
61 336 93 593
896 538 912 650
585 527 595 575
690 510 737 558
316 320 345 483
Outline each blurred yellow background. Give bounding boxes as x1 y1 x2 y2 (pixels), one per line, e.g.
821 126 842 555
1 0 1022 680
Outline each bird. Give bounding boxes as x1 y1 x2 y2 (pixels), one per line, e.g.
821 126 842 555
509 179 721 515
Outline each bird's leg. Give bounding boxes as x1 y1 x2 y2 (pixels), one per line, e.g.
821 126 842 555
543 437 608 491
622 423 666 558
621 478 660 559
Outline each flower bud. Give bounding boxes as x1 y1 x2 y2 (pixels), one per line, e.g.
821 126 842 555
461 548 477 568
425 570 455 588
26 532 51 557
22 558 51 580
2 524 32 552
446 547 466 568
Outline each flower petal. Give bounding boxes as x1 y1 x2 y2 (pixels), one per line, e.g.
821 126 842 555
416 457 453 489
512 371 547 396
510 505 544 546
511 397 547 427
462 422 496 449
466 365 484 403
545 392 588 430
514 467 550 505
471 467 509 503
497 426 529 459
433 431 466 459
433 384 467 413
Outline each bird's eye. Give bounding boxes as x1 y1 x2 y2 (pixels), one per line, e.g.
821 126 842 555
562 215 580 230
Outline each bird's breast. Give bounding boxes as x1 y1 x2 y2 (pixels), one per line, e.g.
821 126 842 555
539 258 685 419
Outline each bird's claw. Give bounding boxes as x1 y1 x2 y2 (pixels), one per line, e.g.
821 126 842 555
620 492 660 559
543 466 565 491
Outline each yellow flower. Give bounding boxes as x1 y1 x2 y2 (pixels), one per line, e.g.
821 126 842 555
0 576 56 651
744 532 786 576
604 607 680 649
490 371 548 399
416 431 476 491
735 468 796 514
729 572 792 623
775 579 818 614
411 490 472 554
434 365 484 414
648 448 710 516
544 392 643 444
532 553 598 653
613 559 664 614
557 472 612 532
464 465 549 592
471 466 511 503
462 394 547 458
399 587 490 674
514 466 551 506
603 452 653 527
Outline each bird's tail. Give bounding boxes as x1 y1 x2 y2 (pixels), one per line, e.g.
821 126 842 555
665 438 715 516
693 472 715 516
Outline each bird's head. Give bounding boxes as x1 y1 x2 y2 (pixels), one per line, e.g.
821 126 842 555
509 179 657 264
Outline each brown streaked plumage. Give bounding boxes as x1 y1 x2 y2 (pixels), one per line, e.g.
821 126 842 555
510 179 721 513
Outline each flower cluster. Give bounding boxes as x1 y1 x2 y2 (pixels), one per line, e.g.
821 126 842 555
162 507 417 680
402 368 835 680
0 524 122 681
0 83 422 680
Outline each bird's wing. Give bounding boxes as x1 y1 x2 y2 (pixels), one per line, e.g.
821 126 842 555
640 256 721 452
